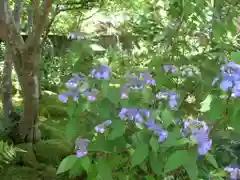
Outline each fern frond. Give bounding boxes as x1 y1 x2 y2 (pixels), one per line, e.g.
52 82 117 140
0 141 26 166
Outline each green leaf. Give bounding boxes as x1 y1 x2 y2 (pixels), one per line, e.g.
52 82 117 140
66 100 76 119
132 130 150 145
106 87 120 104
183 162 198 180
207 96 225 121
68 159 84 177
145 176 155 180
97 158 112 180
161 109 174 128
108 120 125 140
164 150 192 173
101 81 110 97
205 153 219 169
149 152 163 175
90 43 106 52
149 136 159 153
200 94 212 112
231 52 240 64
88 136 114 152
76 99 89 113
212 21 225 40
65 120 77 141
131 143 149 168
80 156 91 172
56 155 78 174
230 103 240 132
161 127 182 148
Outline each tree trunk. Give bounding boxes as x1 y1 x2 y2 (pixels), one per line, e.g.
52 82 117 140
1 0 23 132
0 0 52 143
17 46 41 142
1 44 14 128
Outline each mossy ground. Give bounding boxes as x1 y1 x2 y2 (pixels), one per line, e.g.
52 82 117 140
0 91 79 180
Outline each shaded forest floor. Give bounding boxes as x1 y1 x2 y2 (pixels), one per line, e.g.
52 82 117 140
0 91 79 180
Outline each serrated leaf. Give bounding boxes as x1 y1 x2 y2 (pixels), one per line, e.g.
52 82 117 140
205 153 219 168
56 155 78 174
108 120 125 140
131 143 149 168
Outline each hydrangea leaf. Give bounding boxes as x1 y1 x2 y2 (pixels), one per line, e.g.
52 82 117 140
56 155 78 175
131 143 149 168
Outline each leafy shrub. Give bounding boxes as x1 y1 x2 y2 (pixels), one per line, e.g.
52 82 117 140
54 60 240 179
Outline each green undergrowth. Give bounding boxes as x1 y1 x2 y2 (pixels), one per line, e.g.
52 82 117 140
0 90 89 179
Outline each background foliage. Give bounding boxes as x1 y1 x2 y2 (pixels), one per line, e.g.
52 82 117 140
1 0 240 179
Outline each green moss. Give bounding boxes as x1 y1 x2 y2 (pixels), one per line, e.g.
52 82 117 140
15 143 44 169
40 165 70 180
3 166 42 180
2 165 69 180
40 91 67 117
39 123 66 140
34 139 73 165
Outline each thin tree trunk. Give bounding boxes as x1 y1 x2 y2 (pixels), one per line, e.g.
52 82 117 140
1 0 23 130
19 48 41 142
1 44 13 128
0 0 52 142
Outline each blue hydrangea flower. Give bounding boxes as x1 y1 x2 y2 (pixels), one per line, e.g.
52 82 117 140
95 120 112 133
139 72 156 85
224 164 240 180
182 120 212 155
58 92 80 103
90 65 112 80
163 65 178 73
66 73 88 89
214 62 240 97
119 108 150 123
75 138 90 158
145 121 168 142
82 88 99 101
156 91 179 109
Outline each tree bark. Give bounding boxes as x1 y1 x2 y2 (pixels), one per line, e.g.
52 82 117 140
17 0 52 142
1 0 23 130
0 0 52 142
1 43 14 128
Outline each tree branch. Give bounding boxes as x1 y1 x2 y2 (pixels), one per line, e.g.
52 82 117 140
0 0 25 52
26 0 52 49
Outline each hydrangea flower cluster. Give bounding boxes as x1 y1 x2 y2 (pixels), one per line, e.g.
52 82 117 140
213 62 240 97
224 164 240 180
156 91 179 109
181 120 212 155
119 108 168 142
120 72 155 99
59 64 212 158
94 120 112 133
